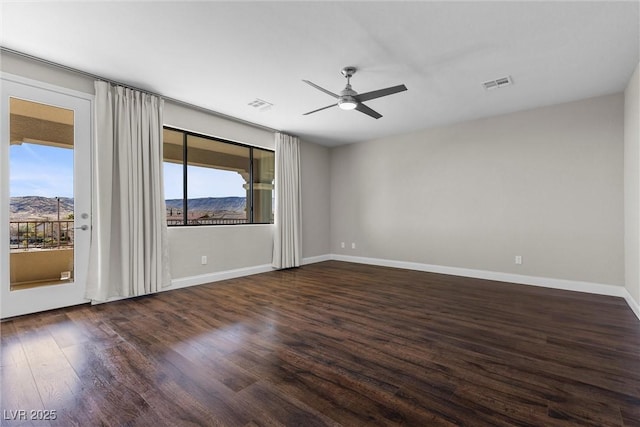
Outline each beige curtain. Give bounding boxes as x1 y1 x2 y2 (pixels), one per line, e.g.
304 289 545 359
86 81 170 301
272 132 302 269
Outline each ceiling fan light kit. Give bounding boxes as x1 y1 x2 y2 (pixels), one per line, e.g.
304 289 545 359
303 66 407 119
338 97 357 110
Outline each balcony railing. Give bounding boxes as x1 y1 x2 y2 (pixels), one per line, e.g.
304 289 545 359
166 218 249 226
9 220 74 250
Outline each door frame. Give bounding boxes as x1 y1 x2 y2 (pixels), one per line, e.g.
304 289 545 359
1 73 94 319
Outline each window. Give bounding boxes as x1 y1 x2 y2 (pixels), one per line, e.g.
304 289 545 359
9 98 76 290
163 127 274 226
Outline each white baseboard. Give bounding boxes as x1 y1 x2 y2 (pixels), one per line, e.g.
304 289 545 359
90 264 275 306
168 264 274 290
330 254 640 321
302 254 332 265
623 290 640 320
164 256 328 293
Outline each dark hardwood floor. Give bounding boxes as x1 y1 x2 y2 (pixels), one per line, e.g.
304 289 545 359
1 261 639 426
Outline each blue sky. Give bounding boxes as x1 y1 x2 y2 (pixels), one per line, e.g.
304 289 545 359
10 142 246 199
164 163 246 199
10 143 74 198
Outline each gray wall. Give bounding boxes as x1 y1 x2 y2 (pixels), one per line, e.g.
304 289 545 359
625 62 640 303
331 93 625 286
1 51 94 93
300 139 331 260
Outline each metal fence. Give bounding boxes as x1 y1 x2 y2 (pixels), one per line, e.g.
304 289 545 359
166 218 249 226
9 220 74 250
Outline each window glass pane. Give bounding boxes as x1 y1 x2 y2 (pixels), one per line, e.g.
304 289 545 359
163 128 184 225
9 98 75 290
186 135 250 225
253 148 275 223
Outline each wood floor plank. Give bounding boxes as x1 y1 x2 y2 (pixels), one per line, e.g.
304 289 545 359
29 353 82 412
447 384 550 427
1 321 29 368
234 380 340 427
0 364 46 427
1 261 638 426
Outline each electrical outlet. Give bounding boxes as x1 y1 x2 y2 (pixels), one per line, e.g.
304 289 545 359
341 242 345 249
351 242 356 249
515 255 522 265
201 255 208 265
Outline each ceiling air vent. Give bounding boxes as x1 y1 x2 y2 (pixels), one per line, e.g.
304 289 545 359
248 98 274 112
482 76 513 91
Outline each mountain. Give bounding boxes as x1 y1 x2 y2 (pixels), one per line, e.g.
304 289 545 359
10 196 74 220
165 197 246 213
10 196 247 220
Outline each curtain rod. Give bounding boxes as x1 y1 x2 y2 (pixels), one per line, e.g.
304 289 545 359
1 46 280 134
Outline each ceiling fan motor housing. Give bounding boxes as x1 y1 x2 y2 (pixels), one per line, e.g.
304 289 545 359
340 84 357 97
338 81 358 110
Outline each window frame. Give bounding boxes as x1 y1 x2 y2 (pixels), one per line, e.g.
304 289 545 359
163 126 274 227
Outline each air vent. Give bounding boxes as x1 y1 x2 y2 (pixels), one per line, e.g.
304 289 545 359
482 76 513 90
248 98 274 112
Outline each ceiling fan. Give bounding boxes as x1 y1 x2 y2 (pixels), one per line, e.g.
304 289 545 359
303 66 407 119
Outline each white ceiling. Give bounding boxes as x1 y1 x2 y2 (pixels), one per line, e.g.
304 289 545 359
1 1 638 146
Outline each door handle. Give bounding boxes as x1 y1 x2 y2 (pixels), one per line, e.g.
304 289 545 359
74 225 89 231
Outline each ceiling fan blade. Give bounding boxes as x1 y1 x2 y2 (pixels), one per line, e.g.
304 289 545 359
355 103 382 119
355 84 407 102
303 103 338 115
302 80 340 98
